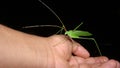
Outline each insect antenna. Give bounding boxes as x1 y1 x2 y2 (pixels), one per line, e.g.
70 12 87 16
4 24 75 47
38 0 67 32
23 25 62 29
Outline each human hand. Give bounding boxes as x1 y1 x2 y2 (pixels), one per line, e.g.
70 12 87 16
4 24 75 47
0 24 119 68
46 35 120 68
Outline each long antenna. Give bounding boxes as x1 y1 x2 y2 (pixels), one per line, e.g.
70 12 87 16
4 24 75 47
38 0 67 31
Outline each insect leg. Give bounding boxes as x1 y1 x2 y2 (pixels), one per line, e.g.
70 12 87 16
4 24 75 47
55 27 64 34
73 22 83 30
78 37 102 56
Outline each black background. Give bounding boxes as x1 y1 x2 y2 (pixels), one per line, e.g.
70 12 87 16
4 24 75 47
0 0 120 61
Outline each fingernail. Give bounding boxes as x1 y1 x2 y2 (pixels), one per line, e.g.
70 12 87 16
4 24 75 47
103 57 109 62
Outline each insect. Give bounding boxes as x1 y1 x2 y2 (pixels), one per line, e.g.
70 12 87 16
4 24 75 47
23 0 102 56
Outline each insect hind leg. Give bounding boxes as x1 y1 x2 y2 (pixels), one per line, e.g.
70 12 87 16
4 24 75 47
78 37 102 56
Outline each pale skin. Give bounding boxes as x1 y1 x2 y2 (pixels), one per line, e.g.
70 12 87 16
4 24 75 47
0 24 120 68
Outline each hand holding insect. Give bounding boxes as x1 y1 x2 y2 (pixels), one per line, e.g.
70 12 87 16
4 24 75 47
65 22 102 56
23 0 102 56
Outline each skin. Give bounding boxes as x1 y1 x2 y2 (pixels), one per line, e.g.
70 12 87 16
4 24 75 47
0 24 120 68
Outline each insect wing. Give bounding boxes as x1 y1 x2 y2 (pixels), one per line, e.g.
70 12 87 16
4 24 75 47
70 30 93 37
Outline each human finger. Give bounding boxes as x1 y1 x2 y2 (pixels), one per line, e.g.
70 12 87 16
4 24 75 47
99 59 119 68
85 56 109 64
72 41 90 58
73 56 108 65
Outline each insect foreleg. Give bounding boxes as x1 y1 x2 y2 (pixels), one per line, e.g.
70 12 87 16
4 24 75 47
78 37 102 56
55 27 64 34
73 22 83 30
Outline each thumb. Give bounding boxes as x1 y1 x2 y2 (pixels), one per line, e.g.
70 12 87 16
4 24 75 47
72 41 90 58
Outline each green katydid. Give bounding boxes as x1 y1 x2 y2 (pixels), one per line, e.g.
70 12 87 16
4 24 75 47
23 0 102 56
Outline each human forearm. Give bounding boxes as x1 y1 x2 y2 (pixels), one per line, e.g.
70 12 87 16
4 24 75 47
0 24 48 68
